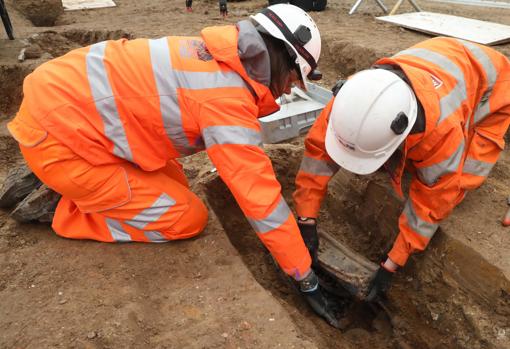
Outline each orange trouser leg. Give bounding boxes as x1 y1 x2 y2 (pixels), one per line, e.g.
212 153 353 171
20 131 208 243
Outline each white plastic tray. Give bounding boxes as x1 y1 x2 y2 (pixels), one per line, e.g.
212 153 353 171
259 83 332 143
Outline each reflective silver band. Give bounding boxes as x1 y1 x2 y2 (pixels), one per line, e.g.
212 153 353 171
149 38 247 157
144 231 168 243
403 199 438 239
106 218 132 242
125 193 176 230
86 42 134 162
299 156 340 176
457 40 498 125
417 140 465 186
395 48 466 125
149 38 197 157
203 125 262 148
247 196 291 234
463 158 494 177
175 70 247 90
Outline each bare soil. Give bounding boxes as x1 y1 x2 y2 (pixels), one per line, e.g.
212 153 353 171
13 0 63 27
1 0 509 348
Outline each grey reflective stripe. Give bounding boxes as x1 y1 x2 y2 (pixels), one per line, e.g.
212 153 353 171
106 218 132 242
247 196 291 234
203 125 262 148
417 139 465 186
457 40 498 124
463 158 494 177
144 231 168 243
176 70 246 90
125 193 176 230
299 156 339 176
395 48 466 125
86 42 133 162
403 200 438 239
149 38 196 157
149 38 247 156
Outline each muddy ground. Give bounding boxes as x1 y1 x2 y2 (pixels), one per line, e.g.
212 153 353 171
1 0 509 348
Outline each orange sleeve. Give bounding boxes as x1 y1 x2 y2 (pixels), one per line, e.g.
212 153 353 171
293 99 339 218
198 93 311 279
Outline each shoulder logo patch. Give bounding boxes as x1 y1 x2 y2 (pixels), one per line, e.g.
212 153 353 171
430 74 443 89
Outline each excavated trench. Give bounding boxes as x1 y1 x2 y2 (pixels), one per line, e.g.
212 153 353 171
202 146 395 349
202 143 510 349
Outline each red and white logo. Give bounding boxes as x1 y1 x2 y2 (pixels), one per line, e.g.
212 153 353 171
430 74 443 89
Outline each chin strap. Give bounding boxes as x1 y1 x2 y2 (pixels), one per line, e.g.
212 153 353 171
259 8 317 73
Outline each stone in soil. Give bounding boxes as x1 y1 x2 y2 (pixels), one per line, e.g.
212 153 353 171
0 164 41 208
10 184 60 223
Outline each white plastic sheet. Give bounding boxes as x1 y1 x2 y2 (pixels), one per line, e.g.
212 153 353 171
62 0 116 11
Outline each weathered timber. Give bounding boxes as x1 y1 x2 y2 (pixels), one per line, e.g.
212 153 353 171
318 231 378 299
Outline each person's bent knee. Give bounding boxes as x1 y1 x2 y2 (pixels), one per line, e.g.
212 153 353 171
161 196 208 240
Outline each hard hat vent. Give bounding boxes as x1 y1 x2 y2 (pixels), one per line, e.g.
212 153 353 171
390 112 409 135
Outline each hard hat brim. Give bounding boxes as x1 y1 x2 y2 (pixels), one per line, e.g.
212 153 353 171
325 120 392 175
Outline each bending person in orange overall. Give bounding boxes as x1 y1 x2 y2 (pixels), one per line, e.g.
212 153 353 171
294 37 510 301
8 4 339 327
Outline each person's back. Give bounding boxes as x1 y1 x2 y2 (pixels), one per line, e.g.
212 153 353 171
376 37 510 195
378 37 509 135
20 34 260 171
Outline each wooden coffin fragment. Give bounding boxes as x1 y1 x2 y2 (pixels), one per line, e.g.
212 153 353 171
318 231 378 299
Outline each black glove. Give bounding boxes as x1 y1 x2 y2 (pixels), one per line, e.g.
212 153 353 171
299 270 340 328
297 220 319 266
366 264 395 302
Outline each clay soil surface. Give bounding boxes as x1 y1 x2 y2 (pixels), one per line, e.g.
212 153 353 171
1 0 509 348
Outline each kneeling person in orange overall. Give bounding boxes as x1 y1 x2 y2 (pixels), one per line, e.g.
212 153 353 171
8 4 338 327
293 37 510 301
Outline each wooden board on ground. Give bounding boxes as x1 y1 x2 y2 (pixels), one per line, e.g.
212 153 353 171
376 11 510 45
62 0 116 11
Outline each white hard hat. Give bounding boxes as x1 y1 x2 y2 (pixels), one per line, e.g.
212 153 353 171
251 4 321 87
325 69 418 175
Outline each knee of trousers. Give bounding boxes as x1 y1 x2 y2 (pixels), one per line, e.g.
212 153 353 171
161 195 209 240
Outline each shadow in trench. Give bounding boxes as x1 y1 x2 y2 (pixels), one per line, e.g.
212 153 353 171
204 175 393 347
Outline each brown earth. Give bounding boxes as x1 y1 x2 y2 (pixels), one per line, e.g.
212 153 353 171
14 0 63 27
1 0 510 348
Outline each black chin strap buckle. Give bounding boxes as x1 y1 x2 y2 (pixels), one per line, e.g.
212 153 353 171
308 69 322 81
331 79 346 96
293 25 311 46
261 8 317 72
391 112 409 135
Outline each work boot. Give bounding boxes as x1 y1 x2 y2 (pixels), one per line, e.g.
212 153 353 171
10 184 61 223
0 164 41 208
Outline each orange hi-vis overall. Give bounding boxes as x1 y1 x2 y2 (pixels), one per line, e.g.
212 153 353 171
8 24 311 279
294 37 510 266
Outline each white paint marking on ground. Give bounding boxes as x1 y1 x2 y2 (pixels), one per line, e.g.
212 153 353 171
376 11 510 45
